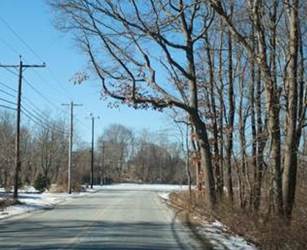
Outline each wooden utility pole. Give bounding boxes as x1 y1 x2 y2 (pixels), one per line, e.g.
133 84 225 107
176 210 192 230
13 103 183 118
89 114 100 189
0 57 45 199
62 102 82 194
100 141 105 185
100 141 106 185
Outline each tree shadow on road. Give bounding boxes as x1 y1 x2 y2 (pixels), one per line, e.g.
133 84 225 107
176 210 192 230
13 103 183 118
0 218 205 250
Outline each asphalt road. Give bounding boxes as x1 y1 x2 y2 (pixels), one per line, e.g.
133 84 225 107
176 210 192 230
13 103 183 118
0 189 206 250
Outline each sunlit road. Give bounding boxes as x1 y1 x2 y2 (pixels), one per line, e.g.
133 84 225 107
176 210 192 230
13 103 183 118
0 187 205 249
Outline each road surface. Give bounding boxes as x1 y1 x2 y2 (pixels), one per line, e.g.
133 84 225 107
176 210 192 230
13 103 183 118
0 188 207 249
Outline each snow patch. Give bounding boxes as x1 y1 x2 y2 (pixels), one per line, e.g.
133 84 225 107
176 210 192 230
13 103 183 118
198 219 257 250
0 185 101 220
158 192 170 201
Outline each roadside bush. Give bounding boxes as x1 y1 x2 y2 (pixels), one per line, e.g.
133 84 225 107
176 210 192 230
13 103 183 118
33 173 49 192
171 187 307 250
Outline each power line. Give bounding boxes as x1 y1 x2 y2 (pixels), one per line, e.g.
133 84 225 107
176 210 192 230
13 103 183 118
1 67 67 118
1 65 19 77
0 81 17 93
23 94 66 123
0 97 16 106
75 116 90 130
21 105 68 136
0 88 16 99
0 19 74 117
31 67 71 100
21 109 66 136
22 76 66 115
0 104 16 111
0 36 20 56
0 15 44 63
21 105 65 135
23 97 52 121
1 72 68 127
0 24 72 101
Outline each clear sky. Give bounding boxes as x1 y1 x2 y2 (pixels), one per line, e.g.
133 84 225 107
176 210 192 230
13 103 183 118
0 0 169 145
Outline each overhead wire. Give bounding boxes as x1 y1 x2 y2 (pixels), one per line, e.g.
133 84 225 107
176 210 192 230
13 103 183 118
22 76 67 115
0 77 64 125
0 16 69 116
31 67 72 101
0 15 89 139
0 88 16 99
0 15 44 63
0 104 16 111
22 97 53 121
0 78 68 136
0 36 20 56
0 97 16 106
0 14 73 108
1 66 19 78
0 81 17 93
21 105 68 136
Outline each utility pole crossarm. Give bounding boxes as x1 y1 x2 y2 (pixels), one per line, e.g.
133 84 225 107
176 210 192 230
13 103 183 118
0 64 19 68
0 63 46 68
22 63 46 68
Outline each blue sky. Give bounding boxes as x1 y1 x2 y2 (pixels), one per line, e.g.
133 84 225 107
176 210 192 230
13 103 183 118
0 0 168 144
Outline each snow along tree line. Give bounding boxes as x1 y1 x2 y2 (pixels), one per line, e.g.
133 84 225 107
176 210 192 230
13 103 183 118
51 0 307 221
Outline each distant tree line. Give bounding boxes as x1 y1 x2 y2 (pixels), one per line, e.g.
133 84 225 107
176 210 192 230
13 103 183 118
0 111 189 191
96 124 188 184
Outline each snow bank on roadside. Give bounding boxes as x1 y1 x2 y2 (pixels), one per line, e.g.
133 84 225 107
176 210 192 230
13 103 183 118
196 218 257 250
0 186 99 220
158 192 170 201
156 189 257 250
0 193 66 219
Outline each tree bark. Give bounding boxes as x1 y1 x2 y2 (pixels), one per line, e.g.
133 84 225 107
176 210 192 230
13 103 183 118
282 0 299 218
191 112 217 208
226 30 234 202
206 40 222 198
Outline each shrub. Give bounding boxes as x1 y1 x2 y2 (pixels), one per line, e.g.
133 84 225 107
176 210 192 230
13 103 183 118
33 173 49 192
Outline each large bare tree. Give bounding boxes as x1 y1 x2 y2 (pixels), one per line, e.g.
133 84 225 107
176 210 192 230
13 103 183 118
52 0 219 207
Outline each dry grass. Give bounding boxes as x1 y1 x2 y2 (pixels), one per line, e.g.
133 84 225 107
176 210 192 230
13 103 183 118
170 185 307 250
0 198 22 210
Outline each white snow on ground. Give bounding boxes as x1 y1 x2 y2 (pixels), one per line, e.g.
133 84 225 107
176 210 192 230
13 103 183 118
196 219 258 250
158 189 257 250
0 192 68 219
158 192 170 200
0 185 99 220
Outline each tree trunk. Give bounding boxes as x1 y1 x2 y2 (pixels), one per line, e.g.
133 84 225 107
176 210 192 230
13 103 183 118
186 124 192 200
226 30 234 202
282 0 299 218
191 112 217 208
254 66 265 210
218 24 225 198
253 1 283 214
206 41 222 198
